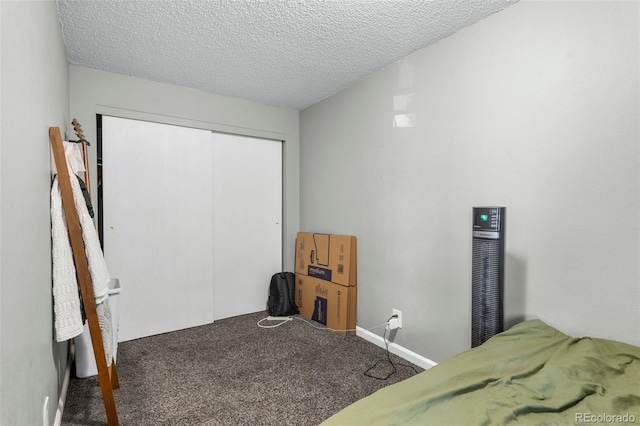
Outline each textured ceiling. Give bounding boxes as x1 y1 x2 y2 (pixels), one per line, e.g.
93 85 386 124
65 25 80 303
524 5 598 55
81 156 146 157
56 0 517 110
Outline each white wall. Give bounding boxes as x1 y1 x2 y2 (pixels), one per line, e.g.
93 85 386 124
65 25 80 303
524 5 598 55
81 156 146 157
69 65 300 272
0 1 70 424
300 0 639 362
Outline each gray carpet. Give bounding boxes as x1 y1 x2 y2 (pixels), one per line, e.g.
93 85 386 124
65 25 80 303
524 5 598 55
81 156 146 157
62 311 423 425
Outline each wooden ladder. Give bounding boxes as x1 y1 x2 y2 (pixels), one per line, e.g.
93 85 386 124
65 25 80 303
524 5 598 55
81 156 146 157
50 126 120 425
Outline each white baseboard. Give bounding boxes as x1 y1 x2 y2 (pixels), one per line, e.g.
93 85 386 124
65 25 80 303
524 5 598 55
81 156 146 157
356 326 438 371
54 346 73 426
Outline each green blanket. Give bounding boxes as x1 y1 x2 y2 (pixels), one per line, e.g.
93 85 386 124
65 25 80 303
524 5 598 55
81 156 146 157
321 320 640 425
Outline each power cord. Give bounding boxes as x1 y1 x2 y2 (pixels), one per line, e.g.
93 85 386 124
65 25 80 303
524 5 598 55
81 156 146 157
293 315 389 333
257 313 421 380
364 315 420 381
256 314 389 333
256 316 293 328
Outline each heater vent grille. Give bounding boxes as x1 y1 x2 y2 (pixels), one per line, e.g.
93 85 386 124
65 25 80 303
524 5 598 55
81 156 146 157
471 238 504 347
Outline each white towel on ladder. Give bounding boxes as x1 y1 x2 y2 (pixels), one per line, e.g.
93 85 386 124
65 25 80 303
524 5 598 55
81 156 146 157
51 174 113 364
51 177 84 341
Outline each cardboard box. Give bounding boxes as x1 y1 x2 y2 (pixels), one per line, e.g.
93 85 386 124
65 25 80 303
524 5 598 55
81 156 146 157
295 274 357 331
295 232 357 286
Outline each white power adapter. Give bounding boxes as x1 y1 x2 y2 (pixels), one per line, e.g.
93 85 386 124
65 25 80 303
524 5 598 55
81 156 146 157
387 309 402 330
388 317 400 330
266 316 293 322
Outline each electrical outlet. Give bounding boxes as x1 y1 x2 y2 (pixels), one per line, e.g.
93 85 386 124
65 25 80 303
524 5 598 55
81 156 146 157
388 309 402 330
393 309 403 329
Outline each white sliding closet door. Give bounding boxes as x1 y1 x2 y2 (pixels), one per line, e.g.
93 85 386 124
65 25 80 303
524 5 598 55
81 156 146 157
102 117 214 341
212 133 282 319
102 117 283 341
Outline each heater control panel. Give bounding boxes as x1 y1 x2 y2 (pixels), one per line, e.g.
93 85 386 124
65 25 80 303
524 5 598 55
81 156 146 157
472 207 505 240
473 207 503 231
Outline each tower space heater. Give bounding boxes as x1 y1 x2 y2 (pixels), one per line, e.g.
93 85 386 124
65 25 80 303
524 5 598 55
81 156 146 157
471 207 505 348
